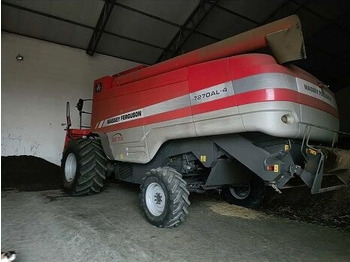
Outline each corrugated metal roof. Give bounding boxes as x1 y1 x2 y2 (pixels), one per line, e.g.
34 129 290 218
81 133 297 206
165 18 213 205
2 0 350 90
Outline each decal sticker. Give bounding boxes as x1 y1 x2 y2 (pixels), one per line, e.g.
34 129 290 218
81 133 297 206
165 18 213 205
297 78 336 108
101 109 144 128
193 88 228 101
95 83 102 92
190 82 234 105
112 133 124 143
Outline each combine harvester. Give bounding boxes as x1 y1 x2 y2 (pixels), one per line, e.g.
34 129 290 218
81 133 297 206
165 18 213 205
62 15 350 227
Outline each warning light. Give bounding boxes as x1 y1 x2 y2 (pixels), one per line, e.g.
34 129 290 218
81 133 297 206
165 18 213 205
307 149 317 155
266 164 279 172
266 165 274 171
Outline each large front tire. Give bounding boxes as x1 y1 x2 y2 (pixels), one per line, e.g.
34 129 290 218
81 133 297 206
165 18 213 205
221 175 265 208
140 167 190 228
61 138 107 196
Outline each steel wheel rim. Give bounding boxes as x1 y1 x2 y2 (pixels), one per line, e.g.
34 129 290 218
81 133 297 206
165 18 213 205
146 182 166 216
65 153 77 182
229 184 251 200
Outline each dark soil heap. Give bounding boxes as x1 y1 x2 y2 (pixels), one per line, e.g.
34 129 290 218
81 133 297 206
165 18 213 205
1 156 61 191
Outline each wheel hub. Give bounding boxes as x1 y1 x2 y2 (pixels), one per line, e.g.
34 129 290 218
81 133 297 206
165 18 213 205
146 182 166 216
65 153 77 182
154 192 162 205
229 184 251 200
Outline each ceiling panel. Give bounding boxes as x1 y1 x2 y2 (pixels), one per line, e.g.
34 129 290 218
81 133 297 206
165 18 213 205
294 8 329 40
219 0 285 23
264 1 300 22
44 20 93 50
296 0 350 20
97 33 163 64
2 6 92 50
182 33 217 53
197 7 257 40
2 6 48 39
335 12 350 30
118 0 200 25
105 6 178 48
2 0 103 27
308 25 350 59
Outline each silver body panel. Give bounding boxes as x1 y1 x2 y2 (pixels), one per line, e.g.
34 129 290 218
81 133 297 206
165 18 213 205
103 73 338 163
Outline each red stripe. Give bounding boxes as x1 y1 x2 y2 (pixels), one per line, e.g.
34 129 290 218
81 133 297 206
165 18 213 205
193 88 337 118
298 92 338 117
96 88 338 132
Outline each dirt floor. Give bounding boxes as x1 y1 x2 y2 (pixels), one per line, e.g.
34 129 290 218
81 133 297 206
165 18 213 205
3 186 350 262
2 156 350 231
261 187 350 231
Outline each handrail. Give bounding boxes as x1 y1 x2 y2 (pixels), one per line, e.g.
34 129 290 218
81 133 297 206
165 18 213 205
299 122 350 150
299 122 350 137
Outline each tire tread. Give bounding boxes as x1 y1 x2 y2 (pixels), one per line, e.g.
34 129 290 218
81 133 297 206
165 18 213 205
62 138 107 196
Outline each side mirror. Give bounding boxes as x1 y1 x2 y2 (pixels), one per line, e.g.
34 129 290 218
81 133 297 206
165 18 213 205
76 98 84 112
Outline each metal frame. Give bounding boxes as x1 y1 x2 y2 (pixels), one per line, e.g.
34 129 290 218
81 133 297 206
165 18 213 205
299 122 349 193
86 0 116 56
76 98 93 129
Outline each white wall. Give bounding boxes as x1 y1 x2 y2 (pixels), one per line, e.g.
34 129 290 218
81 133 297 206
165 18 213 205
1 32 138 165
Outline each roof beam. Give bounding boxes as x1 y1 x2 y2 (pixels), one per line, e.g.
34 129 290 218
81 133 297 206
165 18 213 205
157 0 220 62
86 0 116 56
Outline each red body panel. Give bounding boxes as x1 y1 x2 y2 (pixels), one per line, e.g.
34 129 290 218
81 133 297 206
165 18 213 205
91 54 336 133
64 129 91 149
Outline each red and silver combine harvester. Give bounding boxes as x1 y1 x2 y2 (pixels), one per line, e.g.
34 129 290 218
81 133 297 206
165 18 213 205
62 15 350 227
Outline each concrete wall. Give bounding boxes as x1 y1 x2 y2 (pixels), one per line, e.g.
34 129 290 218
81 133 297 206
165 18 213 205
1 32 138 165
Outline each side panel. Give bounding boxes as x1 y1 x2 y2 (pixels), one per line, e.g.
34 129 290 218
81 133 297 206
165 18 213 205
91 55 339 164
107 126 147 163
188 58 245 136
92 70 194 163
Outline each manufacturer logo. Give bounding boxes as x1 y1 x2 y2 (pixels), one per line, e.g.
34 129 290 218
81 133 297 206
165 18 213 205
112 133 124 143
95 83 102 92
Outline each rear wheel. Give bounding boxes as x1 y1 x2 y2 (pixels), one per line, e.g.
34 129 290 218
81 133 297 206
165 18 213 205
140 167 190 228
61 138 107 196
221 175 265 208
